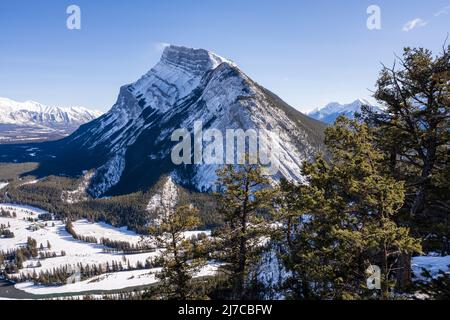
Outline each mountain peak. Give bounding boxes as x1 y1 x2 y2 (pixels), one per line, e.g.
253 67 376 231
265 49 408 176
308 99 380 124
352 98 371 106
160 45 234 76
127 45 238 114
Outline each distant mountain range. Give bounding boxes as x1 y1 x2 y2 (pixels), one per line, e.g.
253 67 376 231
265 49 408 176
0 97 103 143
308 99 381 124
0 45 326 197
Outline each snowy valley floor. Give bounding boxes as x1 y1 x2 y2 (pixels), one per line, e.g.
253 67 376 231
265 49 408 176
0 203 215 299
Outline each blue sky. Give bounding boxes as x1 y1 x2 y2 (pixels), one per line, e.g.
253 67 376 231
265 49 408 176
0 0 449 112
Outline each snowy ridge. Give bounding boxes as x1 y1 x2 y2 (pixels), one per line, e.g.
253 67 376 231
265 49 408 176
83 45 323 194
0 97 103 143
0 97 102 126
308 99 380 124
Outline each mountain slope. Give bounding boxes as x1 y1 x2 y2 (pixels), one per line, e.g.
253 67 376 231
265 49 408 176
0 45 326 197
0 97 103 143
308 99 380 124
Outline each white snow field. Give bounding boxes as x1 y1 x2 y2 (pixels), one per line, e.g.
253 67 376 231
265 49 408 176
412 254 450 279
15 263 219 295
72 219 142 244
0 203 214 296
15 269 159 295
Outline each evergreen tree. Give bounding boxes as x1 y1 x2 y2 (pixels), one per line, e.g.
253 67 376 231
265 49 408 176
363 46 449 256
214 163 275 299
150 205 206 300
274 178 318 299
280 117 421 299
15 250 25 269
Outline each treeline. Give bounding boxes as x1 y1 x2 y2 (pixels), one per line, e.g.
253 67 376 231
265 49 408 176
56 291 145 300
3 173 220 235
8 257 164 287
100 238 155 254
38 250 66 260
0 162 38 181
4 177 156 234
37 213 53 221
7 262 120 285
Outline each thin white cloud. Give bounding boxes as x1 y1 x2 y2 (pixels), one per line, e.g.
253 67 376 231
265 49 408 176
153 42 170 52
434 5 450 16
402 18 428 32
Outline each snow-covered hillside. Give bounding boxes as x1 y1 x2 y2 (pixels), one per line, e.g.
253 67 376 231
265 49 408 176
0 97 102 143
308 99 381 124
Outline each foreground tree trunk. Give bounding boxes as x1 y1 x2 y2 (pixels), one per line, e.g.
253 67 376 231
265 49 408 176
396 253 412 291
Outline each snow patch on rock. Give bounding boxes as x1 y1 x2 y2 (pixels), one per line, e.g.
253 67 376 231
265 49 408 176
146 176 179 221
61 171 94 204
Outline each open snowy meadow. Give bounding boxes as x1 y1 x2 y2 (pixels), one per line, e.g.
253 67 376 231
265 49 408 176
0 203 215 298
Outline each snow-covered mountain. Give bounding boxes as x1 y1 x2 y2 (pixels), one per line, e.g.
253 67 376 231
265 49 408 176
0 97 103 143
0 45 326 197
308 99 380 124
